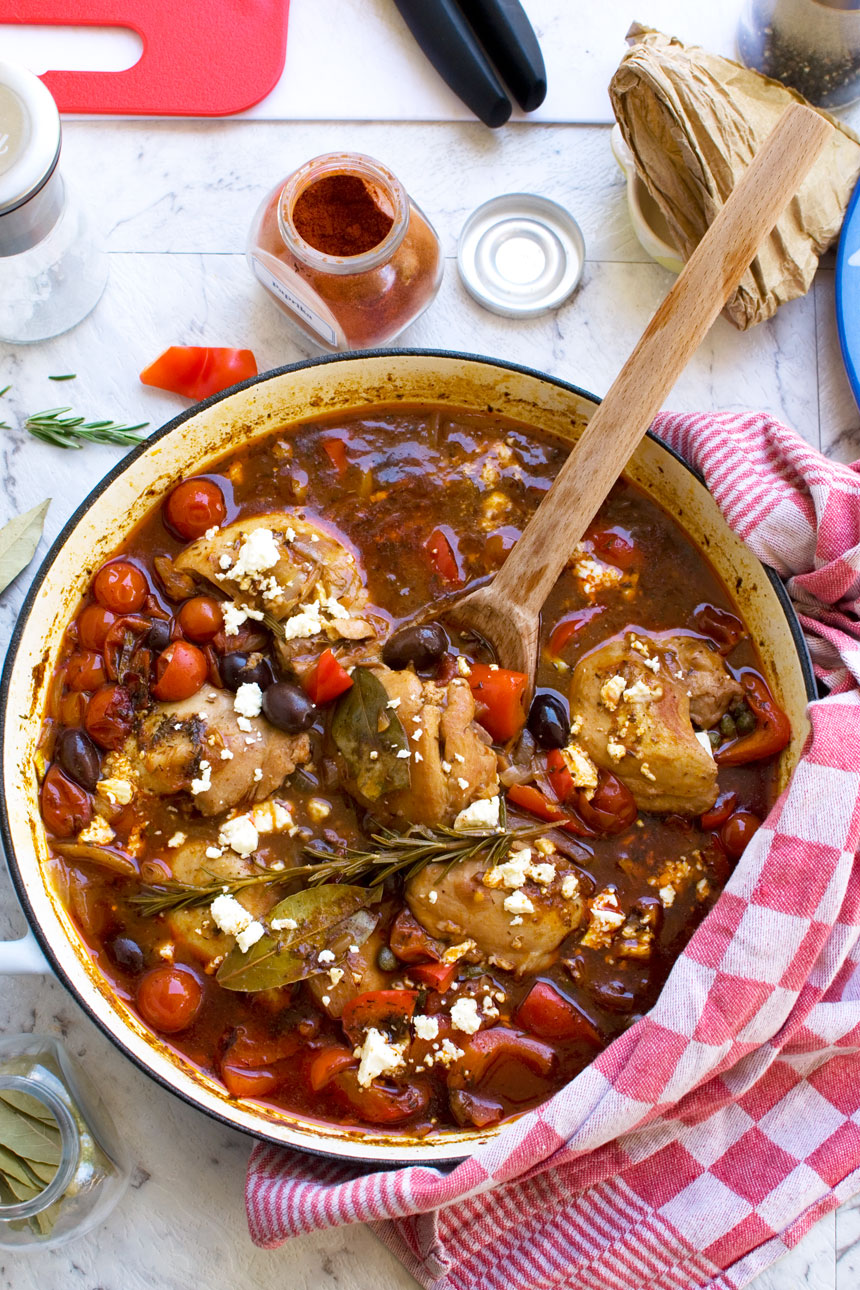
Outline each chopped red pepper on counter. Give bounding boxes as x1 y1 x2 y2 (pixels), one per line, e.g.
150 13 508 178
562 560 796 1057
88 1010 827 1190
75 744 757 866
140 347 258 401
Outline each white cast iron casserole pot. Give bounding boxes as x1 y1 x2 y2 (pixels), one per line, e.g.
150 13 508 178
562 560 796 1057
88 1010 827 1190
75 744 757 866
0 350 816 1164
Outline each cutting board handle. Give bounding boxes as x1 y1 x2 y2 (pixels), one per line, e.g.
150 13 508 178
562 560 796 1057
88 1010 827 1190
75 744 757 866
0 1 290 116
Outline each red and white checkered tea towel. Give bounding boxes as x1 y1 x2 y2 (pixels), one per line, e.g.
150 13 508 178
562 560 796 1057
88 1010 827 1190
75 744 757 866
246 411 860 1290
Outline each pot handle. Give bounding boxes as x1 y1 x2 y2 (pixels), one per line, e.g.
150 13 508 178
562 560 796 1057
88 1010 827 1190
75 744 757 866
0 928 51 975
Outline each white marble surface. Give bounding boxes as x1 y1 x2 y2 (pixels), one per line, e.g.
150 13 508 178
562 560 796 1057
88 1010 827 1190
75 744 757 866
1 117 859 1290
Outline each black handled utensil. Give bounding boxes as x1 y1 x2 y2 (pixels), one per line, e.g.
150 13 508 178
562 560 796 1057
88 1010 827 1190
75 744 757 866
457 0 546 111
393 0 546 127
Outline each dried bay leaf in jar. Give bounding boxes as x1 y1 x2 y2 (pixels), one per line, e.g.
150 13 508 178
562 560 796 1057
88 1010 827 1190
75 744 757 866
247 152 443 351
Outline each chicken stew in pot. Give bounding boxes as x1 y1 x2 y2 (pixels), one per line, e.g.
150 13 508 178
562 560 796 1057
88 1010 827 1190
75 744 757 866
37 406 790 1136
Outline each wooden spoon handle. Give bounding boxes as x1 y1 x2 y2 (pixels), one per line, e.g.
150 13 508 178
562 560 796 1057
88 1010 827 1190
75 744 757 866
488 102 833 618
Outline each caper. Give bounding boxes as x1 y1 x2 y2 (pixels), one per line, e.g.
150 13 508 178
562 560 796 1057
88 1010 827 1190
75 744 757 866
735 706 756 734
382 623 448 672
221 651 274 692
55 727 101 791
376 945 398 972
262 681 318 734
720 713 737 738
526 691 569 749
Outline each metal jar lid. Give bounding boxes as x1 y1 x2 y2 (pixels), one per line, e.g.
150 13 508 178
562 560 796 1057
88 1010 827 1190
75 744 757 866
0 60 62 257
457 193 585 318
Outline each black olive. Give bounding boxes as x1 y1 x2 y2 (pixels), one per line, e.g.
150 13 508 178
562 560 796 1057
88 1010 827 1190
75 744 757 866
221 651 274 692
527 691 569 749
382 622 448 671
587 978 638 1014
262 681 318 734
105 935 145 975
146 618 172 653
54 727 101 791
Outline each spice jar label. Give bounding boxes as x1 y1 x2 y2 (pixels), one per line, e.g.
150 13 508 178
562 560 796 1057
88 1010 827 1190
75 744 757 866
250 256 338 346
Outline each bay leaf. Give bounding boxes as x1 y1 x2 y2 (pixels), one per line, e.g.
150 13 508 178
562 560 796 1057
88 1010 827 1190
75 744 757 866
0 1166 41 1203
0 1090 56 1124
216 884 379 992
331 667 410 801
0 1099 61 1166
0 499 50 595
0 1141 48 1191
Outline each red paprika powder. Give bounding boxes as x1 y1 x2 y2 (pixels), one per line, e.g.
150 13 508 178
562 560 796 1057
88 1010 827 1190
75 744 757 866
247 152 443 352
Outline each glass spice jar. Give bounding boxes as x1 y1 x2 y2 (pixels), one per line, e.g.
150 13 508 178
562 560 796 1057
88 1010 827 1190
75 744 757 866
738 0 860 108
0 1034 130 1251
247 152 443 352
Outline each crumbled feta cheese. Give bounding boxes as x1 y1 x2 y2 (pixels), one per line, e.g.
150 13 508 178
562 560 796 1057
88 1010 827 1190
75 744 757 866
270 916 298 931
450 996 481 1035
235 920 265 953
456 656 472 677
96 776 134 806
321 995 331 1007
234 682 263 719
510 916 523 926
78 815 115 846
454 795 500 831
222 603 247 635
483 848 531 890
328 968 344 987
441 760 452 774
205 846 224 860
318 949 336 964
369 750 379 760
356 1028 405 1088
624 679 658 703
581 888 626 949
204 525 220 539
211 893 255 938
307 798 331 823
218 814 259 857
253 767 263 782
413 1014 439 1041
640 762 657 782
386 697 401 710
561 741 599 790
219 553 233 571
232 527 281 578
436 1038 465 1067
282 605 324 639
607 739 627 762
561 873 580 900
236 715 253 733
695 731 715 758
396 749 411 760
441 938 477 963
428 889 438 904
167 831 187 848
220 748 234 760
529 862 556 885
600 674 626 710
249 800 292 834
190 759 212 796
659 885 676 907
569 713 583 736
503 890 535 916
456 776 470 791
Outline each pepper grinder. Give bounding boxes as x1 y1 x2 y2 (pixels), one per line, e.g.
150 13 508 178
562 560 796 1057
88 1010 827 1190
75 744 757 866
0 61 109 345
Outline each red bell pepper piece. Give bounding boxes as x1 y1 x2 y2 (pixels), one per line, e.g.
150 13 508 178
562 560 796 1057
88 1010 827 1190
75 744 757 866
425 527 462 584
715 670 791 765
323 438 349 475
457 1027 557 1084
140 346 257 400
307 1044 358 1092
506 783 594 838
515 982 602 1043
409 960 458 992
468 663 527 743
303 649 353 705
575 771 637 835
545 748 575 803
585 524 641 570
699 790 738 831
547 606 604 658
221 1062 287 1099
331 1069 430 1124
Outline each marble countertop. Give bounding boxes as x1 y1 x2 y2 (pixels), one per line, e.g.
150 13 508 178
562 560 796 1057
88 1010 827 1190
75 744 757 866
1 115 859 1290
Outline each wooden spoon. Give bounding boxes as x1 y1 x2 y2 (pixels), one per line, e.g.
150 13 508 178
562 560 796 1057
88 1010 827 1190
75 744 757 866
450 102 833 697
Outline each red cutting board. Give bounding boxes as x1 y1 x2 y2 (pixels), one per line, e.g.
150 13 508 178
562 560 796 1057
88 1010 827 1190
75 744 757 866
0 1 290 116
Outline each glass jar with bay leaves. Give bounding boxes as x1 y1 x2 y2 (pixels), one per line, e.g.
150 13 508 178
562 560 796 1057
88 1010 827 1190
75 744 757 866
0 1034 130 1250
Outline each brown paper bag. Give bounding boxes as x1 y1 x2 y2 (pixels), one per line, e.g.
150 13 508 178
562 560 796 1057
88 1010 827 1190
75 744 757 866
610 25 860 329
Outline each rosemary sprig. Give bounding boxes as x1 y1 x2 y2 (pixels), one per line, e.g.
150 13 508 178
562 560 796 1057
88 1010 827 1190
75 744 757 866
23 407 149 450
129 820 547 920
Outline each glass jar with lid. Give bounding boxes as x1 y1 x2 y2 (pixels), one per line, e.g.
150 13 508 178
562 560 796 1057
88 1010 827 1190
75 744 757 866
738 0 860 108
0 1034 130 1250
0 60 109 344
247 152 443 352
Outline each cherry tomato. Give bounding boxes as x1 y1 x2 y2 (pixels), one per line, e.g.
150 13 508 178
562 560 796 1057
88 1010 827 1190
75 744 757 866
140 346 257 401
720 810 762 860
547 606 604 658
221 1062 286 1099
77 604 117 651
468 664 528 743
586 524 641 571
177 596 224 643
137 964 203 1033
64 650 107 693
692 603 746 654
84 683 135 750
576 771 637 835
425 527 462 584
308 1045 358 1092
163 478 227 540
93 561 149 614
303 649 353 705
152 641 208 701
700 790 738 831
341 990 419 1046
59 690 88 727
388 907 443 964
515 982 601 1043
409 960 458 992
40 765 91 838
331 1069 430 1125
